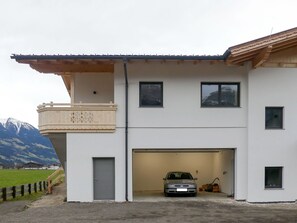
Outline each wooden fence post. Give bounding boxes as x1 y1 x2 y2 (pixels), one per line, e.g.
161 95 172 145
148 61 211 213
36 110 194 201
39 181 42 191
34 183 37 193
43 181 46 190
28 183 31 194
12 186 16 198
48 179 52 194
21 185 25 196
2 188 7 201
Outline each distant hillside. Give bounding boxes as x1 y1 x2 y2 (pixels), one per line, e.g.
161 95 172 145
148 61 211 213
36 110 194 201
0 118 59 167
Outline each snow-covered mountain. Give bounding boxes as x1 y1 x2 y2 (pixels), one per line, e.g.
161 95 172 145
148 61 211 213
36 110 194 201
0 118 59 167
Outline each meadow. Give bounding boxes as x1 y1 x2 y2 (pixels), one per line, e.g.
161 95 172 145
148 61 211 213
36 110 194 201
0 169 55 188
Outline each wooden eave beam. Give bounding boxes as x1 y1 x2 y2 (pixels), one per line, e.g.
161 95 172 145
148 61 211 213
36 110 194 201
29 63 114 73
252 45 273 68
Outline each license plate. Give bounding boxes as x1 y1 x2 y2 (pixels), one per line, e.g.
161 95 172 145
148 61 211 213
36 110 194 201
177 188 187 192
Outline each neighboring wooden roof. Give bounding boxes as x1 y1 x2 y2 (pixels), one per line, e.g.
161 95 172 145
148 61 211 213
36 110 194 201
226 27 297 68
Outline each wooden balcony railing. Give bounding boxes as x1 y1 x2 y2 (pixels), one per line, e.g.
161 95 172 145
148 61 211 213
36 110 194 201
37 102 117 135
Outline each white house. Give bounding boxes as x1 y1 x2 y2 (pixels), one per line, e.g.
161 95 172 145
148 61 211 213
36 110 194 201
12 27 297 203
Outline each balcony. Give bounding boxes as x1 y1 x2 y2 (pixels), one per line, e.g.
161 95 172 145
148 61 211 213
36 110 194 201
37 102 117 135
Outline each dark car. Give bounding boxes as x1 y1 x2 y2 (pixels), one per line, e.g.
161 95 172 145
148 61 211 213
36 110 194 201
163 171 197 197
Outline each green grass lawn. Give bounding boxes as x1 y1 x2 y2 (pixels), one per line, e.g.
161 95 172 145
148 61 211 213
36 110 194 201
0 169 55 188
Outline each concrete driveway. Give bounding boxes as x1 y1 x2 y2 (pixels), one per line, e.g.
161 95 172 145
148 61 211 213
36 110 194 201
1 199 297 222
1 184 297 223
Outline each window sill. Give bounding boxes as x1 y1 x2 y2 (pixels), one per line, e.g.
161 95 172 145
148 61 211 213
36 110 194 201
201 106 241 109
139 106 164 108
265 128 285 130
264 188 284 190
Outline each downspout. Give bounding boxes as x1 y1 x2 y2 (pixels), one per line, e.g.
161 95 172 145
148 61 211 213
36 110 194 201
123 58 129 202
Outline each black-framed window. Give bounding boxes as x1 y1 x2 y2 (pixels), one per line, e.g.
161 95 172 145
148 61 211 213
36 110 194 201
139 82 163 107
265 107 283 129
265 167 283 189
201 83 240 107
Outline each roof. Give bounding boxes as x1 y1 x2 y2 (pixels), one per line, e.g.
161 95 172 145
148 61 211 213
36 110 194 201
11 27 297 72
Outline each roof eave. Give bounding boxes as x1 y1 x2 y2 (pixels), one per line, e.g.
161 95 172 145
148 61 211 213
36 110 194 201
10 54 225 62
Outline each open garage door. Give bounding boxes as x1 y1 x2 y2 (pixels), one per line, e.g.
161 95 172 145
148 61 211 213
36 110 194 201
132 149 235 201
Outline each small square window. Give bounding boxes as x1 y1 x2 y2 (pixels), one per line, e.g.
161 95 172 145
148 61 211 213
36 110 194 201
201 83 240 107
265 167 283 189
265 107 283 129
139 82 163 107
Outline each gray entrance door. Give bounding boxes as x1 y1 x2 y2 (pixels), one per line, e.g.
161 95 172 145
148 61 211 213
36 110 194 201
93 158 115 200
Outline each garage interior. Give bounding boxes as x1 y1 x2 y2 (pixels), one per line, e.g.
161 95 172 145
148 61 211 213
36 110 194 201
132 149 235 201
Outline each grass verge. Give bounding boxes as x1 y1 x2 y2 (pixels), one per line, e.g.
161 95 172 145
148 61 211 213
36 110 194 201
0 169 54 188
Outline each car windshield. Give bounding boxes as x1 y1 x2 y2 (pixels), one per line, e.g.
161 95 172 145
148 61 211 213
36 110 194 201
167 172 193 180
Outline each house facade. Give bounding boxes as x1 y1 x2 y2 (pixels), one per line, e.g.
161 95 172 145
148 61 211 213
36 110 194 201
12 27 297 202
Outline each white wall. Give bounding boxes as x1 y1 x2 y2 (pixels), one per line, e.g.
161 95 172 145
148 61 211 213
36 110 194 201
73 73 114 103
67 61 249 202
248 67 297 202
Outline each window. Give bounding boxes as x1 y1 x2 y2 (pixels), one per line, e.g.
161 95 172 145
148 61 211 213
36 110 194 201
139 82 163 107
265 107 283 129
265 167 283 189
201 83 240 107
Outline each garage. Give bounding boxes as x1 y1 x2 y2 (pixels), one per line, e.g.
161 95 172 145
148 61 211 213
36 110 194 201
132 149 235 201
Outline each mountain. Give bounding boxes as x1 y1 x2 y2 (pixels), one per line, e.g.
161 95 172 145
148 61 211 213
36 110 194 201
0 118 59 167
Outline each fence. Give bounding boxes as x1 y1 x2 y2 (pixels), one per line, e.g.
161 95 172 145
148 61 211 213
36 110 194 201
0 181 47 202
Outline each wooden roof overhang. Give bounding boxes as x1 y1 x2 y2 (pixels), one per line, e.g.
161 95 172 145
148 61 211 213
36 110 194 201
11 54 225 94
226 27 297 68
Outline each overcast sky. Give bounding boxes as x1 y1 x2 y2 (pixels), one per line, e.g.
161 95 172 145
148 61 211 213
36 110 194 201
1 0 297 127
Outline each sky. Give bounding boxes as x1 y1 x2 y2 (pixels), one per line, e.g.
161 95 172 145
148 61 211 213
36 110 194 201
0 0 297 127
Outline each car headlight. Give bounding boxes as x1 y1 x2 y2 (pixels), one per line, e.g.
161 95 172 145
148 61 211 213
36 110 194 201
166 184 176 189
187 184 196 188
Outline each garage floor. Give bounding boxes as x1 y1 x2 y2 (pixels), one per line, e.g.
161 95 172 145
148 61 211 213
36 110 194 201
133 191 231 202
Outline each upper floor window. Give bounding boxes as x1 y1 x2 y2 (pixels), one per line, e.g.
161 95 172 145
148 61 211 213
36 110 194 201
265 107 283 129
201 83 240 107
265 167 283 189
139 82 163 107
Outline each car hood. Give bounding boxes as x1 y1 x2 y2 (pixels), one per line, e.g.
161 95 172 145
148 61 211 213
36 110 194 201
165 179 196 184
